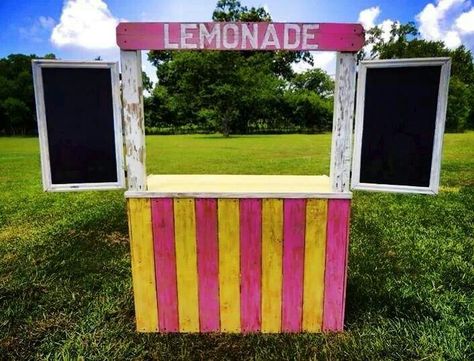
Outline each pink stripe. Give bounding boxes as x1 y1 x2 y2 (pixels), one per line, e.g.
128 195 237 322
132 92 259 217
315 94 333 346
282 199 306 332
239 199 262 332
323 199 351 332
195 199 220 332
116 22 365 52
151 198 179 332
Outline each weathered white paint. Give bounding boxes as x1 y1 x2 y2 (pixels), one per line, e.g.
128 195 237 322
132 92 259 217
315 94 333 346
120 50 147 191
32 60 125 192
351 57 451 195
329 52 357 192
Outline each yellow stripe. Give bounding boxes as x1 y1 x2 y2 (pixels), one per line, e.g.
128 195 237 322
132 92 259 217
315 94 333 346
302 199 328 331
261 199 283 333
217 199 241 332
127 198 158 332
174 198 199 332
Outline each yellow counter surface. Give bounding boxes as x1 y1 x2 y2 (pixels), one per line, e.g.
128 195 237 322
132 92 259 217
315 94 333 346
125 174 351 199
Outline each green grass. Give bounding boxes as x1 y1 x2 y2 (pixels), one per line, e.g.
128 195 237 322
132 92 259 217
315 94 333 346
0 133 473 360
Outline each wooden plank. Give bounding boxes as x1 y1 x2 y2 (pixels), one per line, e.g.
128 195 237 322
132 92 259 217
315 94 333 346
329 52 357 192
217 199 241 332
126 190 352 200
302 199 328 332
116 22 364 52
281 199 306 332
195 199 220 332
261 199 283 333
127 198 158 332
173 198 199 332
323 199 351 331
120 50 146 191
239 199 262 332
151 198 179 332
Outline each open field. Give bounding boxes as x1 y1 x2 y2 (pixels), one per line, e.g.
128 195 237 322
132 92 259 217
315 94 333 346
0 133 473 360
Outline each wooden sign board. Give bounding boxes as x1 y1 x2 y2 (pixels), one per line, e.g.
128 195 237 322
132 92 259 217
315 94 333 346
116 22 364 52
32 60 125 192
351 58 451 194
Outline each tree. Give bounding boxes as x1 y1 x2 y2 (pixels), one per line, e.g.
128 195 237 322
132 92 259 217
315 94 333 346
291 68 334 98
363 22 474 132
0 53 57 135
146 0 316 136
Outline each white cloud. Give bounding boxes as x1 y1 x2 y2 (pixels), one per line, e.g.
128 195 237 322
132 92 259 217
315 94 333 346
51 0 120 49
358 7 398 57
358 6 381 30
292 52 336 76
19 16 56 42
444 30 462 47
455 8 474 33
416 0 473 49
39 16 56 30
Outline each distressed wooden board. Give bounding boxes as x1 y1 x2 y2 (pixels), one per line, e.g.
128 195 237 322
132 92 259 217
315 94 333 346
217 199 241 332
151 198 179 332
323 199 351 331
127 198 158 332
329 52 357 193
261 199 283 333
303 199 328 332
120 50 146 191
281 199 306 332
147 174 332 193
239 199 262 332
117 22 364 52
173 198 199 332
195 199 220 332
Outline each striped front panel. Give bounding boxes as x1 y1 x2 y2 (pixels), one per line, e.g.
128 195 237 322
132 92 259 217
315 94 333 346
127 198 351 333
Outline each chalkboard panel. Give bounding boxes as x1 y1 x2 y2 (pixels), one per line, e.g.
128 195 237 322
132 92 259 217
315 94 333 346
33 61 125 191
352 58 451 194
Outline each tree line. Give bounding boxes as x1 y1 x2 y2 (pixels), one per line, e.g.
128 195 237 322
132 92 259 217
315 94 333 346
0 0 473 136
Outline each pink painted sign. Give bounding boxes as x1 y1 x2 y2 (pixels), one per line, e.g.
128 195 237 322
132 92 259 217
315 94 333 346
116 22 364 52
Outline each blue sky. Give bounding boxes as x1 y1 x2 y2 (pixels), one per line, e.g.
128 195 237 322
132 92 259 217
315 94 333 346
1 0 473 79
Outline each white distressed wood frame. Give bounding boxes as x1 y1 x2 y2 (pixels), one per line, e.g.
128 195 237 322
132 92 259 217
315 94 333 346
120 50 147 191
329 52 357 192
351 57 451 195
32 60 125 192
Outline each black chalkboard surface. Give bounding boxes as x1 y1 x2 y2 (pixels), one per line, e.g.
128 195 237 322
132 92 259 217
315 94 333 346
33 62 124 191
352 59 450 194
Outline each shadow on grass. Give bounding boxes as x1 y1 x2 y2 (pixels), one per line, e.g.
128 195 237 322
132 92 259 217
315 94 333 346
0 197 134 359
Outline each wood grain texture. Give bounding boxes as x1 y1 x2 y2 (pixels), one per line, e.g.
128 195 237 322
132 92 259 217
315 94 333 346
302 199 328 332
195 199 220 332
173 198 199 332
127 198 158 332
217 199 241 332
151 198 179 332
261 199 283 333
329 52 357 193
239 199 262 333
282 199 306 332
323 199 351 332
120 50 146 191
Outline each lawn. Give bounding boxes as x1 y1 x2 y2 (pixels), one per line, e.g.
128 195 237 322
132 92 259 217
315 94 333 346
0 133 473 360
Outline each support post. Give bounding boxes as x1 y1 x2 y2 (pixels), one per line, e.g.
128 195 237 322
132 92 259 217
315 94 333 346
120 50 146 191
329 52 357 192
